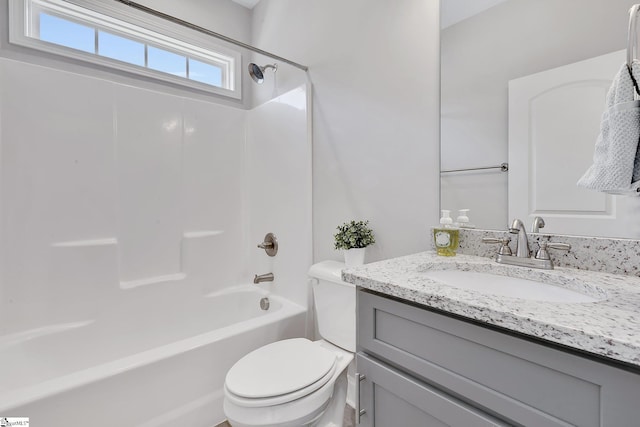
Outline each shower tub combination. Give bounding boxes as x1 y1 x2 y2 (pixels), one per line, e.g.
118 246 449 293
0 1 312 425
0 286 306 427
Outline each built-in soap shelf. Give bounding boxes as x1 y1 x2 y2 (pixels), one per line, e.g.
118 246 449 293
119 272 187 290
50 230 223 248
119 231 222 289
182 230 224 239
51 230 223 290
51 237 118 248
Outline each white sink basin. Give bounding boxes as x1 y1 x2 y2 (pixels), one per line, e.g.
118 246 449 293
423 270 600 303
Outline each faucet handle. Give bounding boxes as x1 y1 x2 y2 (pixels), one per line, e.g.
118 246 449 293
257 233 278 257
482 237 501 244
482 237 512 256
535 241 571 260
547 242 571 251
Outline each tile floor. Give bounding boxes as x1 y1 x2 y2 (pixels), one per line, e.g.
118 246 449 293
216 405 355 427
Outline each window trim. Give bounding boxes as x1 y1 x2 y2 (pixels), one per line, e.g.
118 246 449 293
8 0 242 99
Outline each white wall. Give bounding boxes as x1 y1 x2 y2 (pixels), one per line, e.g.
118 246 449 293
252 0 441 263
441 0 638 231
133 0 253 44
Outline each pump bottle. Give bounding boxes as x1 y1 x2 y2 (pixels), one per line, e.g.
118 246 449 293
433 210 459 256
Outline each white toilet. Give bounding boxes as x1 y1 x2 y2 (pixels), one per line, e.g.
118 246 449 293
223 261 355 427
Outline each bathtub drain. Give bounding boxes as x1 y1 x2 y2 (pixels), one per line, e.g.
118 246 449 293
260 297 270 311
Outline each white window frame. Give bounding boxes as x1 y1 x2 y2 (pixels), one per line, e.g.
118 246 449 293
8 0 242 99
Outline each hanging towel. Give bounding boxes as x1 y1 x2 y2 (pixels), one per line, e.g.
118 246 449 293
577 61 640 195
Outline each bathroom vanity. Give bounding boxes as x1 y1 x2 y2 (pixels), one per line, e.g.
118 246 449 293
344 250 640 426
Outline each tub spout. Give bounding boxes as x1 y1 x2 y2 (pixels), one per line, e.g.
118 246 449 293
254 273 274 284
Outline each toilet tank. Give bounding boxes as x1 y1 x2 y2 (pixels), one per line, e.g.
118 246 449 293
308 261 356 352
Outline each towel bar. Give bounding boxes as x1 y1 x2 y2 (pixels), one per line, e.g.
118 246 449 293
627 4 640 67
440 162 509 174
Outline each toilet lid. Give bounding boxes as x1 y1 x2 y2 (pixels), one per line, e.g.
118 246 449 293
225 338 337 399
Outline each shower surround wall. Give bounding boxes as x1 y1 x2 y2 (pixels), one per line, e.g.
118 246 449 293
0 56 310 315
246 85 312 309
0 57 242 320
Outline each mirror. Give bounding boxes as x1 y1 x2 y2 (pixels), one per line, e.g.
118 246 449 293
440 0 640 238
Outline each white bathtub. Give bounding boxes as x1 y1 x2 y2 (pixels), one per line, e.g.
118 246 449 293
0 287 306 426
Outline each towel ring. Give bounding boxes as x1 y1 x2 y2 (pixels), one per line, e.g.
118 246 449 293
628 4 640 67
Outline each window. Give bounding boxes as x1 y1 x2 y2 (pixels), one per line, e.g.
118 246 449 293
9 0 241 98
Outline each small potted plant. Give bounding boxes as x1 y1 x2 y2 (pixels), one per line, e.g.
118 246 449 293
334 220 375 266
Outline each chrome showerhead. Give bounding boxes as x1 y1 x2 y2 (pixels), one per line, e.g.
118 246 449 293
248 62 277 84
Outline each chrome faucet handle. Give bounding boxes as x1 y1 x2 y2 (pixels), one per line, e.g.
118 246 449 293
257 233 278 257
482 237 501 244
535 241 571 260
531 216 545 233
482 237 512 256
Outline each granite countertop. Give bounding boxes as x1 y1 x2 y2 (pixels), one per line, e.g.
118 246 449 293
343 251 640 368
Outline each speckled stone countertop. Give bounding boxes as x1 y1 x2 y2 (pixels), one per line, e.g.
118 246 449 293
343 251 640 368
453 228 640 277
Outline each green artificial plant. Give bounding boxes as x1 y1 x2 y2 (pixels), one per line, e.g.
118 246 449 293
334 220 375 250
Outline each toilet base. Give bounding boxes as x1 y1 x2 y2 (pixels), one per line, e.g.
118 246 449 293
225 399 330 427
310 369 348 427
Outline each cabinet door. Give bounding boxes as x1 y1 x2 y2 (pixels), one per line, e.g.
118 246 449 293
356 353 508 427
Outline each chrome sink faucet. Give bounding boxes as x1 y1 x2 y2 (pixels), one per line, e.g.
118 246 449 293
509 219 530 258
482 218 571 270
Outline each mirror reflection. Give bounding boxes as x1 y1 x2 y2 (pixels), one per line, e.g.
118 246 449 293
440 0 640 238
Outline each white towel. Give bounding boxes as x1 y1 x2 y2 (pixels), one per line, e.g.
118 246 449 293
577 61 640 195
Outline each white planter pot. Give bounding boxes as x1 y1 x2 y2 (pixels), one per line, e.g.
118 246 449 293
344 248 366 266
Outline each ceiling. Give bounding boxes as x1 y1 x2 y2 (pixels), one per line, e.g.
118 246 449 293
229 0 508 28
231 0 261 9
440 0 510 29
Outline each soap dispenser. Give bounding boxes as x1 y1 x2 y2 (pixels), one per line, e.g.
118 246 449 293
455 209 476 229
433 210 459 256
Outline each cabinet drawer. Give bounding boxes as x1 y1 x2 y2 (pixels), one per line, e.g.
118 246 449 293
358 290 640 427
357 353 508 427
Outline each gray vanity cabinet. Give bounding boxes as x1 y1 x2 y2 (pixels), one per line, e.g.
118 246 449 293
356 289 640 426
356 353 508 427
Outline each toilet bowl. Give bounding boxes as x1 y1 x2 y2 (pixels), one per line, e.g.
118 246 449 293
223 261 355 427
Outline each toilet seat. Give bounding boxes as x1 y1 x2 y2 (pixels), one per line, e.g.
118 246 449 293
224 363 336 408
225 338 337 408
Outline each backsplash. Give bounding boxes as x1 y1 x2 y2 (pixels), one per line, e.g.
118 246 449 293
431 228 640 277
